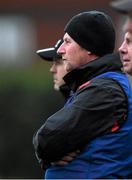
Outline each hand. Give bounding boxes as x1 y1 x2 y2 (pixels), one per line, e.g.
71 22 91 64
51 150 80 166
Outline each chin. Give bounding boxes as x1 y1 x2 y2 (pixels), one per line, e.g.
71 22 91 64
124 68 132 76
54 85 59 91
66 63 74 72
128 70 132 76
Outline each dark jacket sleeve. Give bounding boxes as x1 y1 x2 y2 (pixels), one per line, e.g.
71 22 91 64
33 78 127 165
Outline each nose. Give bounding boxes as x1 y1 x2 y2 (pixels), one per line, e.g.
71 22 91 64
119 41 127 54
57 42 65 56
50 63 57 73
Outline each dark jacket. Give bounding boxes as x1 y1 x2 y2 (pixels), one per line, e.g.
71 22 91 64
59 84 70 101
33 53 129 173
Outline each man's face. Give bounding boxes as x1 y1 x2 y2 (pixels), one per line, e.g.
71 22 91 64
57 33 91 73
50 59 67 91
119 17 132 75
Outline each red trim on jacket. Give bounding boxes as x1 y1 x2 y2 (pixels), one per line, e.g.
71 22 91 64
111 121 119 132
78 81 91 90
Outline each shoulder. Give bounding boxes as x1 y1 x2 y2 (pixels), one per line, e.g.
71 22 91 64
78 77 123 93
76 77 127 106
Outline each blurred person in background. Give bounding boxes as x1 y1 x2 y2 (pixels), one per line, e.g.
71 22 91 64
36 39 70 100
111 0 132 75
35 39 71 170
33 10 132 179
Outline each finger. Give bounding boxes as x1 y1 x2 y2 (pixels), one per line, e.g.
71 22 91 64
67 152 77 157
51 150 81 166
51 160 68 166
61 155 74 161
66 150 80 157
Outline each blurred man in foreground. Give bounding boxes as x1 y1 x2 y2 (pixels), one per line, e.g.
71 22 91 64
111 0 132 75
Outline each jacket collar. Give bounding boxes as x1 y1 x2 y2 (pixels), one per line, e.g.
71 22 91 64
63 53 123 91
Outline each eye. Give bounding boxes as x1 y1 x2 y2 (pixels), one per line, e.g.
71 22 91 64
126 38 130 44
126 38 132 47
64 38 70 44
125 33 132 45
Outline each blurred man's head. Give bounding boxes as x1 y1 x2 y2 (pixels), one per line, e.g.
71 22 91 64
110 0 132 32
110 0 132 14
58 10 115 72
49 58 67 91
110 0 132 75
119 30 132 75
36 39 67 91
120 13 132 76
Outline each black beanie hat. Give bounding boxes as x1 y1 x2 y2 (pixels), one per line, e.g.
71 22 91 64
64 10 115 56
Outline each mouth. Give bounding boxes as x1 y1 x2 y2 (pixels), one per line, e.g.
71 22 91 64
53 78 57 82
62 56 67 61
123 59 130 62
62 58 67 62
53 77 57 82
123 59 130 65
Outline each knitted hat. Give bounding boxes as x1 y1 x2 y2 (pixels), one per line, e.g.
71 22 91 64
36 39 63 61
64 10 115 56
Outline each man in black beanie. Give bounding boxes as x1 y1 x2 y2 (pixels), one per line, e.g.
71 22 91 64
33 10 132 179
